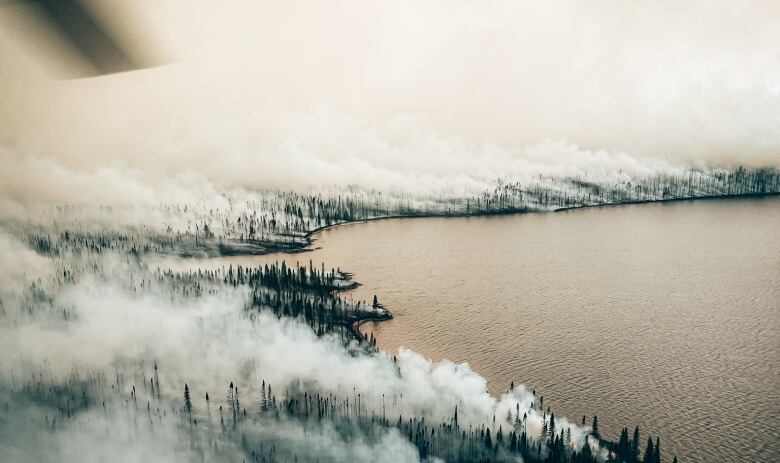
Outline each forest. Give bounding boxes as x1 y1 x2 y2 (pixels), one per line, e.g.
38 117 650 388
0 251 674 463
3 167 776 462
12 166 780 259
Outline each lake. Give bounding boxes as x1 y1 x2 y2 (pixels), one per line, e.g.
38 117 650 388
196 197 780 463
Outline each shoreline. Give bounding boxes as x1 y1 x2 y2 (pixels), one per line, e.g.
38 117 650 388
306 191 779 344
303 191 780 244
350 312 391 344
552 190 780 213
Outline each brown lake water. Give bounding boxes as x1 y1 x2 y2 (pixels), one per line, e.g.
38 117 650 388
194 197 780 463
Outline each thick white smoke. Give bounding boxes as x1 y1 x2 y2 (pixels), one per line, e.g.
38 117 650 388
0 243 594 462
0 2 774 460
0 232 52 299
1 0 778 215
1 391 421 463
0 277 584 436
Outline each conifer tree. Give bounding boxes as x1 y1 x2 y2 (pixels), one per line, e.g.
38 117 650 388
518 430 528 456
183 383 192 419
153 362 161 399
234 386 241 421
227 382 236 424
632 426 641 463
261 380 268 412
580 438 593 462
617 427 630 459
548 413 556 445
642 437 654 463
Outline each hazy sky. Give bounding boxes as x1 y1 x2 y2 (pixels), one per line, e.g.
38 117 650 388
1 0 779 201
0 4 776 459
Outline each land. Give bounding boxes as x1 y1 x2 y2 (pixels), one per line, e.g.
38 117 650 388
1 166 778 462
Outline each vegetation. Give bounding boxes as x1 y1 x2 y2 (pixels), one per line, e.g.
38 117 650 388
5 360 672 463
5 167 771 461
14 167 780 260
2 244 676 462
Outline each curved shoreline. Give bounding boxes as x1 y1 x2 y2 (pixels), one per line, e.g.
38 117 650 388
303 191 779 244
351 314 391 344
303 191 779 343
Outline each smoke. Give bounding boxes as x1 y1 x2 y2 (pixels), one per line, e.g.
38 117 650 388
1 0 779 212
2 390 425 463
0 2 774 460
1 389 421 463
0 277 571 429
0 238 593 461
0 232 51 294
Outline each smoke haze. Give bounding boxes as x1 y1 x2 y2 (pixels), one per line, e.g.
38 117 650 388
1 0 779 208
0 3 777 461
0 248 594 462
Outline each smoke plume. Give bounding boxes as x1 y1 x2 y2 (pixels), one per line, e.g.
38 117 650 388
1 0 778 213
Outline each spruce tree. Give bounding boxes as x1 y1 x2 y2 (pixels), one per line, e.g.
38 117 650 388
183 383 192 419
631 426 641 462
617 427 630 459
261 380 268 412
549 412 556 445
642 437 654 463
580 438 594 462
227 382 236 423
